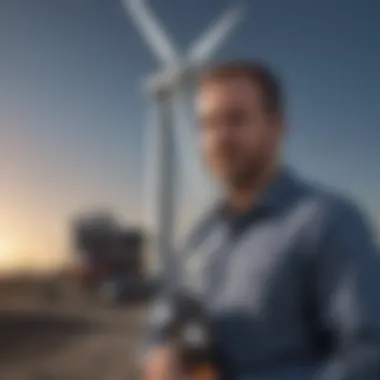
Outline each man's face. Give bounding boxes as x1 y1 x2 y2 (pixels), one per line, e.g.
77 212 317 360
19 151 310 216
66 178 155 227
196 77 283 186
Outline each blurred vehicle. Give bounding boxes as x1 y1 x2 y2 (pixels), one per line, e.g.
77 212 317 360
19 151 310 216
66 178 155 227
70 211 152 303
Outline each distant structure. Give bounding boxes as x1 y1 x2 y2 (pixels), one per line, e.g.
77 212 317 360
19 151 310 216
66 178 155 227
71 211 145 288
121 0 244 283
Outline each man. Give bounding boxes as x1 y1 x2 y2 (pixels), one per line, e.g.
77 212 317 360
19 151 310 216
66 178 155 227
141 61 380 380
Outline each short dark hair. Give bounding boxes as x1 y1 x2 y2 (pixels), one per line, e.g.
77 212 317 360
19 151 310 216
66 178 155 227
198 60 284 116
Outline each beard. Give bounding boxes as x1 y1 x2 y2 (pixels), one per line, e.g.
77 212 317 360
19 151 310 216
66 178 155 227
227 160 266 190
211 151 270 191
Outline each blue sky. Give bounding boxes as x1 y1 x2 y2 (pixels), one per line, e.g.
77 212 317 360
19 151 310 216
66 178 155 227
0 0 379 269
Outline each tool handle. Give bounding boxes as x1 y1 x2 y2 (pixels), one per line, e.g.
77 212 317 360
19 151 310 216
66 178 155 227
193 362 218 380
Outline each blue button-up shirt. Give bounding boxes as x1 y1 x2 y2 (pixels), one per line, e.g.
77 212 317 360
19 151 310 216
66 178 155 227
143 168 380 380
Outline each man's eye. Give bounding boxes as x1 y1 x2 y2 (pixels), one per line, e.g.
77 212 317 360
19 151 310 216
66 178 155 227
201 110 247 130
201 118 219 131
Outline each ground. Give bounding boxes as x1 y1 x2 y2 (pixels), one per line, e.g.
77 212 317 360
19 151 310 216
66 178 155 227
0 275 147 380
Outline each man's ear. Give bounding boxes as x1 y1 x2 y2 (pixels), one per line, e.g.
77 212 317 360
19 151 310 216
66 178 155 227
270 113 285 133
278 117 286 134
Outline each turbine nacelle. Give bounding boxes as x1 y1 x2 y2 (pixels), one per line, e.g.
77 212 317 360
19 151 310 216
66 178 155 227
145 63 201 96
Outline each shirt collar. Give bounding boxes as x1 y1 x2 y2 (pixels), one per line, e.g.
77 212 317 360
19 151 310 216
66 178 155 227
217 166 295 223
255 166 294 212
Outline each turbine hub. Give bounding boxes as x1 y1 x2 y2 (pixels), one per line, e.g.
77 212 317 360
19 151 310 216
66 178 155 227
144 65 197 98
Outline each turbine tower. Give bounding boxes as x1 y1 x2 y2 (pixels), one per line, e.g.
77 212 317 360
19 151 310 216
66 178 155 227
122 0 244 282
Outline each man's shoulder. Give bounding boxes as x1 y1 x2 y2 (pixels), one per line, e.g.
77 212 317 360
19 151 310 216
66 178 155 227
292 172 374 243
296 173 364 215
292 175 379 283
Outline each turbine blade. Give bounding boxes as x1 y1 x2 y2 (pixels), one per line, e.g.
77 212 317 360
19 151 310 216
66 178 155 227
187 4 244 64
121 0 178 66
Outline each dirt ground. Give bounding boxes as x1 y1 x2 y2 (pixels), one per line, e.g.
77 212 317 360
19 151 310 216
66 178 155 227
0 277 147 380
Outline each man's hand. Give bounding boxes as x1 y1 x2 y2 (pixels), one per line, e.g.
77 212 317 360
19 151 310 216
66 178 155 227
143 345 182 380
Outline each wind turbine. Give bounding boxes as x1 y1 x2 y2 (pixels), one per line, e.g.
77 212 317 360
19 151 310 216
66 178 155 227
121 0 244 282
